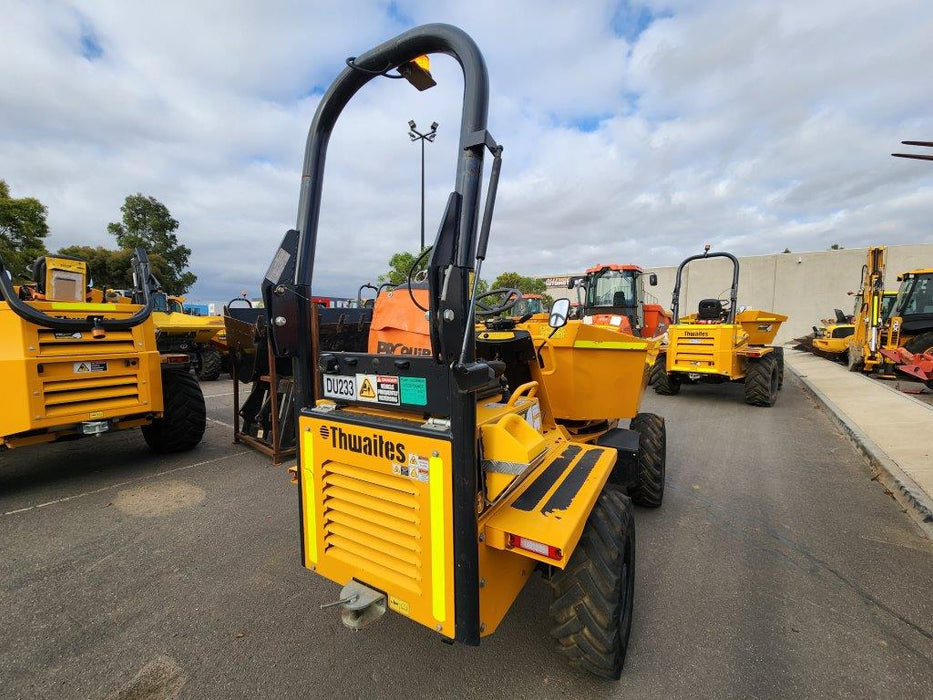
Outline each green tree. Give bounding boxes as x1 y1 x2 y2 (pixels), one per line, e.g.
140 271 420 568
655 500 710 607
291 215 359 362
107 193 196 294
379 248 427 286
0 180 50 282
379 248 492 294
491 271 547 296
54 245 175 292
782 248 791 253
829 243 844 250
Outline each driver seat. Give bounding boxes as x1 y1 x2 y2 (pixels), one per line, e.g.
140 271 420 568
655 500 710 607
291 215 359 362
697 298 724 321
613 291 627 307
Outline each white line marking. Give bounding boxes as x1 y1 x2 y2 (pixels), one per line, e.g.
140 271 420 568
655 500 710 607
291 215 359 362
1 451 248 518
203 391 235 398
206 416 234 429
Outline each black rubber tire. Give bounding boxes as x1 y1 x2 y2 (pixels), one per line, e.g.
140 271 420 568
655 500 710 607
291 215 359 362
197 348 223 381
549 489 636 680
142 370 206 453
744 354 779 407
651 354 680 395
626 413 665 507
904 332 933 356
771 346 785 390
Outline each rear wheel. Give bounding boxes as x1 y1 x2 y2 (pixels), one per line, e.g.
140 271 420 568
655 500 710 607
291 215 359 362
771 346 785 390
651 354 680 395
142 370 206 453
197 348 222 381
549 489 635 680
744 354 779 407
627 413 665 507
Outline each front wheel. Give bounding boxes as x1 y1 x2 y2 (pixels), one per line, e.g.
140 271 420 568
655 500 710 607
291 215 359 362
744 354 779 407
771 346 785 390
142 370 206 453
626 413 665 507
651 354 680 395
549 489 636 680
196 348 223 381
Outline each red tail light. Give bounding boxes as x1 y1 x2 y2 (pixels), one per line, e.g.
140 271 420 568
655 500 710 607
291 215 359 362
507 534 562 561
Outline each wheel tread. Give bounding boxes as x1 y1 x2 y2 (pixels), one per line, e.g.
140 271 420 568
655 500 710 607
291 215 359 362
548 490 635 680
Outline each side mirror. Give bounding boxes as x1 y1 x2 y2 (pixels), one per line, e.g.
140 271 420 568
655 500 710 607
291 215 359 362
548 298 571 328
566 278 576 290
649 273 658 286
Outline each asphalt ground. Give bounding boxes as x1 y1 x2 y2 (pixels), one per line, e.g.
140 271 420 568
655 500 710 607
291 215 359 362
2 375 932 699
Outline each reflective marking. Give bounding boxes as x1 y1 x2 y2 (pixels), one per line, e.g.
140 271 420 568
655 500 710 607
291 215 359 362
302 434 318 564
49 303 118 311
429 455 446 622
573 340 646 350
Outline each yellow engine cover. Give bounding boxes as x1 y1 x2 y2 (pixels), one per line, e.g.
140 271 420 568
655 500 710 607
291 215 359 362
298 410 456 639
0 300 162 444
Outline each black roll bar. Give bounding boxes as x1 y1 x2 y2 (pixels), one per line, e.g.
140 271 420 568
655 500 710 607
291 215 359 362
287 24 492 647
671 250 740 323
0 247 155 331
294 23 489 286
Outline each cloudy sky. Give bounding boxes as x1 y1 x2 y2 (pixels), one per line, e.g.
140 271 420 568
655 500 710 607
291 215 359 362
2 0 932 303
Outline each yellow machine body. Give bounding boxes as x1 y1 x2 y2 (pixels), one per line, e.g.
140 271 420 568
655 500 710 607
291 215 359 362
511 320 658 421
812 324 854 355
298 366 618 639
882 269 933 355
152 303 226 345
0 300 163 448
665 309 787 379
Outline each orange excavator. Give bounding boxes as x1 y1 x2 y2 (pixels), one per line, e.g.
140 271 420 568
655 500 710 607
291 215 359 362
567 264 671 337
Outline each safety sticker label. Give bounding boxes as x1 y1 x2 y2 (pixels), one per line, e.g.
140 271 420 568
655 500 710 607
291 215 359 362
357 375 377 400
399 376 427 405
388 596 411 616
391 453 429 483
376 375 400 405
74 361 107 373
55 332 82 339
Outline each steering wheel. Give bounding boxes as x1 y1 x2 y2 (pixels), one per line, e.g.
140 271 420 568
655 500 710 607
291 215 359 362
475 288 522 316
227 296 252 309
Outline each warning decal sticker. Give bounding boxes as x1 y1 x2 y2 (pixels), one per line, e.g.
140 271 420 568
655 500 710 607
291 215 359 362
74 361 107 373
358 376 377 400
375 375 400 405
354 374 401 405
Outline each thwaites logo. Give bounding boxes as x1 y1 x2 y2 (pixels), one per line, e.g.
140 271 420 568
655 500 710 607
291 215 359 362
683 330 709 337
319 424 407 462
376 341 432 356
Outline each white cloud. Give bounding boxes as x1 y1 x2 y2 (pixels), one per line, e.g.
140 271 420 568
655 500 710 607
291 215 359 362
0 0 931 303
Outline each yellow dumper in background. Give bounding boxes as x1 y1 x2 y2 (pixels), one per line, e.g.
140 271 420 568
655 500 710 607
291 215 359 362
652 248 787 407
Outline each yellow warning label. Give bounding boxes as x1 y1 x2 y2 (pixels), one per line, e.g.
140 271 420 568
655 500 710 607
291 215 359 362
389 596 411 616
359 377 376 399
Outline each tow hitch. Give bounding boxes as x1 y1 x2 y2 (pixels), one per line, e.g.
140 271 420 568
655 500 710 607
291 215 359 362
321 580 386 631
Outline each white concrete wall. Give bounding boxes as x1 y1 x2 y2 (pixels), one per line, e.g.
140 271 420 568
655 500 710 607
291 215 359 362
542 243 933 344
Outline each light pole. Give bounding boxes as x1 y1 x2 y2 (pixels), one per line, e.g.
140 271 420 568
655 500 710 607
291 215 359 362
408 120 437 251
